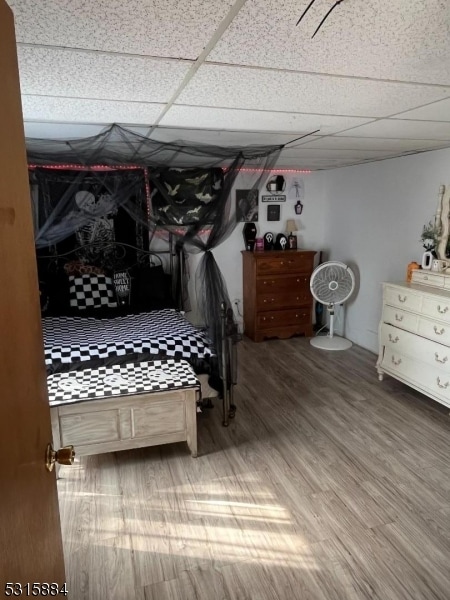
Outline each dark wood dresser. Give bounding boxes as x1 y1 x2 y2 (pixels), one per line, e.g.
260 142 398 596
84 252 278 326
242 250 316 342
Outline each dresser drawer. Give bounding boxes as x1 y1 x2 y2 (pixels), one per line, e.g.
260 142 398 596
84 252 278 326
256 274 310 293
382 305 419 334
381 348 450 404
256 254 313 275
257 308 311 329
257 291 311 310
384 285 422 312
421 296 450 324
381 323 450 370
412 271 445 287
417 316 450 346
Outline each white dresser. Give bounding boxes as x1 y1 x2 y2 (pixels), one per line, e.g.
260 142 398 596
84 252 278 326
377 272 450 409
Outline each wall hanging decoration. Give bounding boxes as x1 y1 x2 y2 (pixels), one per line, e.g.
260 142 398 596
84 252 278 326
295 200 303 215
261 194 286 202
290 178 305 200
266 174 286 192
267 205 280 221
236 189 259 222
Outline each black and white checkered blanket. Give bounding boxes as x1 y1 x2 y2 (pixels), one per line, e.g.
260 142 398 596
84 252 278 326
43 309 212 367
47 359 199 405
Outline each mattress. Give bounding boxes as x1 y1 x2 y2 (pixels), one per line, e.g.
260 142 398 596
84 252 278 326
42 309 212 368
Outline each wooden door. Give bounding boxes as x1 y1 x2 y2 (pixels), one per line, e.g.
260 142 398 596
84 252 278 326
0 0 66 588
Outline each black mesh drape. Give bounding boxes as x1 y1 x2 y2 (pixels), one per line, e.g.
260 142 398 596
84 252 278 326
27 124 283 367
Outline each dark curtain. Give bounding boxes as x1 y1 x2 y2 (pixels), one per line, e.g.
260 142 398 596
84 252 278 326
28 124 283 365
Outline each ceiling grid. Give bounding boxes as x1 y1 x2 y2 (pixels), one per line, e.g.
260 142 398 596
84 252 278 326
8 0 450 170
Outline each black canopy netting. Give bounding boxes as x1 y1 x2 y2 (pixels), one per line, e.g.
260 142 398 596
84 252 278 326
28 124 283 375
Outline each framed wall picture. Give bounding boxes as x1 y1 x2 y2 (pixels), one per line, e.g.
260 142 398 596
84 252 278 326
267 204 280 221
236 189 259 222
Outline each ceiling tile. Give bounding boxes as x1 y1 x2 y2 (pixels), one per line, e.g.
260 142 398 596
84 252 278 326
336 119 450 140
178 65 450 117
294 136 450 152
208 0 450 85
24 122 108 139
151 127 298 146
160 104 373 134
22 96 165 124
9 0 234 60
280 147 392 160
18 47 191 102
391 98 450 122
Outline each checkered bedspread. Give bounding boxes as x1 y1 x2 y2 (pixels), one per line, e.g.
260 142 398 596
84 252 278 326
47 359 199 405
42 309 213 367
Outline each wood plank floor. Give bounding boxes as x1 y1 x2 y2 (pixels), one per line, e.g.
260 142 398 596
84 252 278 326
57 337 450 600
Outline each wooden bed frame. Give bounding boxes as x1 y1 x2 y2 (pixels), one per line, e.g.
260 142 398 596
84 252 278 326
51 386 199 459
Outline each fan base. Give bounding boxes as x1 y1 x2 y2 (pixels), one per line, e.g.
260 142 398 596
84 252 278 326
310 335 352 351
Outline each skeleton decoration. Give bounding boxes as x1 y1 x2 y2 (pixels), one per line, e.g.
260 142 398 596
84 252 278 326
74 190 117 267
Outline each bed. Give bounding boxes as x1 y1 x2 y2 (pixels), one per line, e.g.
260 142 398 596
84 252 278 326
43 309 213 373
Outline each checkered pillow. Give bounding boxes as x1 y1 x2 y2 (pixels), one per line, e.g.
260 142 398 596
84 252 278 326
69 274 117 310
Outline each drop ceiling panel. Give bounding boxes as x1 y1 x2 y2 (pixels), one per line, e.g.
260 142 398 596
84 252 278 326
178 65 450 118
279 147 393 160
208 0 450 85
9 0 234 60
151 127 298 147
22 96 165 125
275 157 362 169
294 136 450 152
392 98 450 122
160 105 373 134
18 47 191 102
336 120 450 140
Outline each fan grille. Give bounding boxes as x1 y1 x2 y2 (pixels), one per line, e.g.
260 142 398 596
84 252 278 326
310 261 355 305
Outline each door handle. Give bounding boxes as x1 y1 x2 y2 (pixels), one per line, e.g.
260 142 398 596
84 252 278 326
45 443 75 472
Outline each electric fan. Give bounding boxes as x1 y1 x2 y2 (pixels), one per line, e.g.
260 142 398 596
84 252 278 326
310 261 355 351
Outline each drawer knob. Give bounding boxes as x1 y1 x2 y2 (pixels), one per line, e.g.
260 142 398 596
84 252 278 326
280 261 284 265
395 314 403 322
398 294 407 303
437 377 449 389
391 356 402 366
435 353 448 364
434 326 445 335
296 279 300 282
388 334 399 343
437 305 449 314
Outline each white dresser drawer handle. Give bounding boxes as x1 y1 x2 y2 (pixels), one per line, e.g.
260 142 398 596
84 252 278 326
391 356 402 366
398 295 407 303
434 353 448 364
437 305 449 314
434 326 445 335
437 377 449 389
395 314 403 322
388 334 399 343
